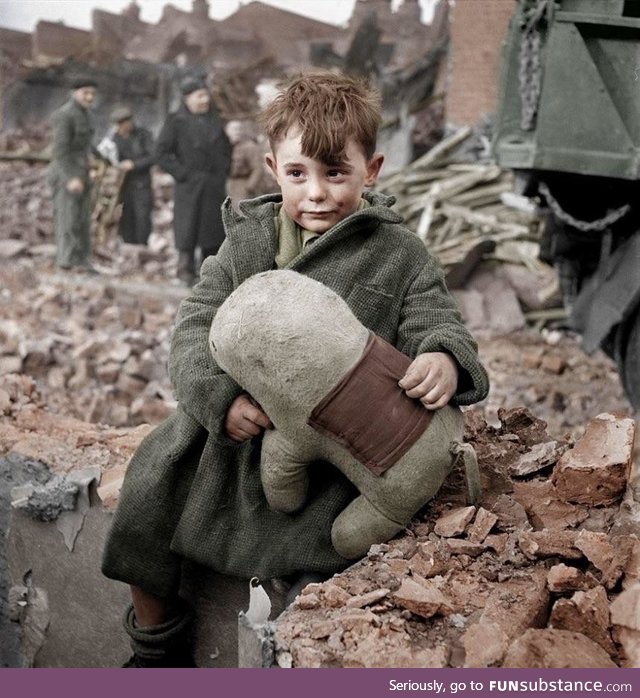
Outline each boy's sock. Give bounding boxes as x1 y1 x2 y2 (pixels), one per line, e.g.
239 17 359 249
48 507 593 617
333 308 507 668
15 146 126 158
122 601 195 668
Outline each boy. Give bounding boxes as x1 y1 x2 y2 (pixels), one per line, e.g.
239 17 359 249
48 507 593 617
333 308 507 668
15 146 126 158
102 72 489 667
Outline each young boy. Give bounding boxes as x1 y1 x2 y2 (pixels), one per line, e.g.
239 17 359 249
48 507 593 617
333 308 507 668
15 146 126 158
102 72 489 667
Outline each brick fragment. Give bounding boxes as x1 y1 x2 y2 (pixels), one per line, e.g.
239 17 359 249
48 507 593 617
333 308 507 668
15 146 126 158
434 506 476 537
503 629 616 668
345 589 390 609
546 564 589 593
549 587 616 656
552 413 635 506
518 530 582 560
462 569 549 667
611 585 640 668
509 441 566 477
392 578 454 619
513 479 588 530
467 507 498 543
446 539 484 557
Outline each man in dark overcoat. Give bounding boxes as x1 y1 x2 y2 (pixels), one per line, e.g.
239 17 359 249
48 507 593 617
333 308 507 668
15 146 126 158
47 77 99 272
155 76 232 285
111 107 155 246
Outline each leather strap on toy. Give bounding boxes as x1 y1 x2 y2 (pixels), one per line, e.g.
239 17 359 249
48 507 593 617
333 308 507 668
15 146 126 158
308 333 434 476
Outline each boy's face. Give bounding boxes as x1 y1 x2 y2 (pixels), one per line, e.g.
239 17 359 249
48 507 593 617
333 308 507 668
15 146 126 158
266 130 384 234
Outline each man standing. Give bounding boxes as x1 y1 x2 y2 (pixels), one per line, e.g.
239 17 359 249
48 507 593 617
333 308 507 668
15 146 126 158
226 119 275 211
156 76 231 285
48 77 99 273
111 106 155 246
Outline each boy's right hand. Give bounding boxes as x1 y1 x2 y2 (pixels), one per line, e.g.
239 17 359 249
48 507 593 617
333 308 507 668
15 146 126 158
225 394 273 442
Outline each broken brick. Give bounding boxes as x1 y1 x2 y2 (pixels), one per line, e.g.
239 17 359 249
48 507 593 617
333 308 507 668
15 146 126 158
546 564 589 593
513 479 588 531
503 629 617 668
518 530 582 560
552 413 635 506
509 440 566 477
392 577 454 619
549 586 616 656
467 507 498 543
462 569 549 667
434 506 476 537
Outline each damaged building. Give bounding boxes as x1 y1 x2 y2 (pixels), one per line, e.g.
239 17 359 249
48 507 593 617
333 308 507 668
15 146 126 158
0 0 447 140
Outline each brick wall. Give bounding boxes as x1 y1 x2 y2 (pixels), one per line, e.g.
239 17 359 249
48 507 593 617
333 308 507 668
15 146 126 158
446 0 516 125
0 28 31 61
33 21 92 60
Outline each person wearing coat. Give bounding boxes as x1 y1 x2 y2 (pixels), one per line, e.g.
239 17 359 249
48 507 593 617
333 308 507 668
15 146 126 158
47 77 99 273
111 107 155 246
155 76 232 285
102 191 490 664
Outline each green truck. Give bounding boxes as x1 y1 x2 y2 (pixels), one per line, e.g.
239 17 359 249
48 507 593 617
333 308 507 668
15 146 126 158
494 0 640 408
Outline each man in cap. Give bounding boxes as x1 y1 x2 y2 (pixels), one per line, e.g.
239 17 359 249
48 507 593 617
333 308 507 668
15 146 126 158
47 77 100 273
155 76 231 285
111 106 155 246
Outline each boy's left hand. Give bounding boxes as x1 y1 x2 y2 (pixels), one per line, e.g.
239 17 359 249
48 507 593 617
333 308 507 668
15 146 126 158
398 352 459 410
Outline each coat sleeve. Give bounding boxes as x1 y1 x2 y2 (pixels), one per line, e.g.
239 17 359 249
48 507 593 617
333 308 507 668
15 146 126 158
155 115 189 182
132 129 155 172
396 254 490 406
51 110 82 183
168 240 244 438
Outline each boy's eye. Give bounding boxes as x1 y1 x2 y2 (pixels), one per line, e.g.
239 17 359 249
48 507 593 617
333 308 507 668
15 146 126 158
327 170 344 178
287 169 303 178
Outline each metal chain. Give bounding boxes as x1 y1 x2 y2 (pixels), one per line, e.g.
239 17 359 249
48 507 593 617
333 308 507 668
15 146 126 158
518 0 548 131
539 181 631 232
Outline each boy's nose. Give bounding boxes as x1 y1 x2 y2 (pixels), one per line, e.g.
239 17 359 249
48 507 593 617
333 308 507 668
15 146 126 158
307 178 327 202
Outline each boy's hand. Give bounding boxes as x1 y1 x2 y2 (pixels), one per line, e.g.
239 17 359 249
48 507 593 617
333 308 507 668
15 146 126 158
398 352 459 410
225 394 273 442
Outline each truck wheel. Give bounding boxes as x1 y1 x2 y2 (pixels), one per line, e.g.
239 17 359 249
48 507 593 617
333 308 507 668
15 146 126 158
621 307 640 410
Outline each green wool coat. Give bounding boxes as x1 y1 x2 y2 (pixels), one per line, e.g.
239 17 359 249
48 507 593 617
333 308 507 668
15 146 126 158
102 192 490 597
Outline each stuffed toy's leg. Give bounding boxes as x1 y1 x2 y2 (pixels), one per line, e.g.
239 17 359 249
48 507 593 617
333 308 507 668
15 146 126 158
260 429 313 513
329 405 465 559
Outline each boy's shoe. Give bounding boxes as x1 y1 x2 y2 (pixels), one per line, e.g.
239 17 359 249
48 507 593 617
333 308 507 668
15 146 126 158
122 649 196 668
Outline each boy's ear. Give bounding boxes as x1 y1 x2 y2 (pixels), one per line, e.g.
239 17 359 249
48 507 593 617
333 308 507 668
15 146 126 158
265 152 278 180
364 153 384 186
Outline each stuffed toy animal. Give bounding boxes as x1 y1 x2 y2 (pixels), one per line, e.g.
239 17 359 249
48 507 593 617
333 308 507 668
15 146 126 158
209 270 478 559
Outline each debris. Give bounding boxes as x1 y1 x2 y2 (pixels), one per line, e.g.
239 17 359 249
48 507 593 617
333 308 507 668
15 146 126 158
553 413 635 506
502 629 617 668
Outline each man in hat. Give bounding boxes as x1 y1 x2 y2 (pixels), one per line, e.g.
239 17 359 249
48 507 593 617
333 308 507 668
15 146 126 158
155 76 231 285
111 106 155 246
47 77 99 273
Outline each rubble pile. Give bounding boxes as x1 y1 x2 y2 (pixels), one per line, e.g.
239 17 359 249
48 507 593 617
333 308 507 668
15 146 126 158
0 162 181 282
0 260 180 428
379 128 561 336
477 330 631 441
0 126 51 156
0 373 150 492
274 408 640 669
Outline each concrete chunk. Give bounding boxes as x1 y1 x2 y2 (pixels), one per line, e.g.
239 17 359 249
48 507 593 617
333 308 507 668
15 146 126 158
552 413 635 506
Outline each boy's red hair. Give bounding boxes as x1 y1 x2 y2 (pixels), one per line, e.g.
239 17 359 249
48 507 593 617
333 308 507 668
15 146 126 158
259 71 382 163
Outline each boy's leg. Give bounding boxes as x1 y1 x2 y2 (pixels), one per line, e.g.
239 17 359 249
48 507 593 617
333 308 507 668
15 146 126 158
123 585 195 668
130 585 174 626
